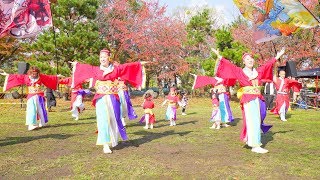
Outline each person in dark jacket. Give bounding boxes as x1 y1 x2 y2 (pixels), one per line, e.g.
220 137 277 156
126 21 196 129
46 88 56 112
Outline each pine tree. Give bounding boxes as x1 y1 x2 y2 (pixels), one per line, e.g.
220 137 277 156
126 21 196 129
185 8 217 76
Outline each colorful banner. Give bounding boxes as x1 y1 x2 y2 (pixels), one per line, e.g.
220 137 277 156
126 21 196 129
233 0 320 43
0 0 53 38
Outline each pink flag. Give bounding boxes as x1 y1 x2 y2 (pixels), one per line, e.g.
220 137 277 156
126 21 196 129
0 0 53 38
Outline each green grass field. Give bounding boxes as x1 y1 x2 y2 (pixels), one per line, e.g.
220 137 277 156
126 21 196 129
0 97 319 179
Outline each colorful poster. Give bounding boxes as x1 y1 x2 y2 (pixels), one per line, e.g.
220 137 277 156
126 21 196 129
0 0 53 38
233 0 320 43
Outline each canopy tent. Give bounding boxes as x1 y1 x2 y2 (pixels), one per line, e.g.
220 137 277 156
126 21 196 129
296 68 320 78
297 68 320 94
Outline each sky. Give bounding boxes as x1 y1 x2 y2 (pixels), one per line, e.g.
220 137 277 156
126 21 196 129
157 0 242 25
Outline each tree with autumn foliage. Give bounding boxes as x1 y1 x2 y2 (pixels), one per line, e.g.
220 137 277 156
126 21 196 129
0 37 23 72
0 37 25 85
101 0 188 88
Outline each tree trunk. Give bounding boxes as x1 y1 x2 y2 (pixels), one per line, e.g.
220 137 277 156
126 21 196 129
173 73 177 86
146 73 150 89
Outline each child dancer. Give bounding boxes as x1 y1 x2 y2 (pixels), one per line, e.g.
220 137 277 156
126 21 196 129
271 68 299 121
140 92 155 129
162 87 179 126
191 74 235 127
45 88 56 112
0 67 59 130
59 77 90 120
214 83 234 127
180 91 188 115
118 79 138 126
209 89 221 129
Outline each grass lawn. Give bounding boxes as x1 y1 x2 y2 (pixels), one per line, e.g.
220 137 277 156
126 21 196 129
0 96 319 179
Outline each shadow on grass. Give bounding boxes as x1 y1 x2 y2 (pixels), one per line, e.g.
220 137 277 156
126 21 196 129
286 114 292 119
126 117 198 129
114 130 192 150
125 122 142 128
78 116 96 120
56 108 95 112
242 129 294 149
185 112 197 115
155 120 197 128
0 134 75 147
49 121 95 128
57 108 72 112
269 112 292 120
261 129 294 147
124 118 157 128
177 120 197 125
230 118 241 126
127 119 197 128
243 129 293 149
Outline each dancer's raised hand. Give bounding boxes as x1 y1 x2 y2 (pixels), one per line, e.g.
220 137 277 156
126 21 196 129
0 69 8 76
140 61 149 65
211 48 222 59
57 74 64 78
275 47 286 60
214 77 223 84
68 61 78 66
189 73 196 77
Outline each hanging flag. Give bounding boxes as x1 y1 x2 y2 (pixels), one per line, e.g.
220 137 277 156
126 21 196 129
233 0 320 43
0 0 53 38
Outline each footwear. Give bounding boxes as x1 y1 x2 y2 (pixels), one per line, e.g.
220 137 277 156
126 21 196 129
121 118 126 126
75 117 79 121
103 145 112 154
38 123 46 128
150 124 154 129
28 125 38 131
172 121 176 126
223 124 230 127
216 125 220 130
169 120 173 126
281 119 287 122
182 113 187 116
80 107 85 113
251 147 268 154
210 124 216 129
143 126 149 129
